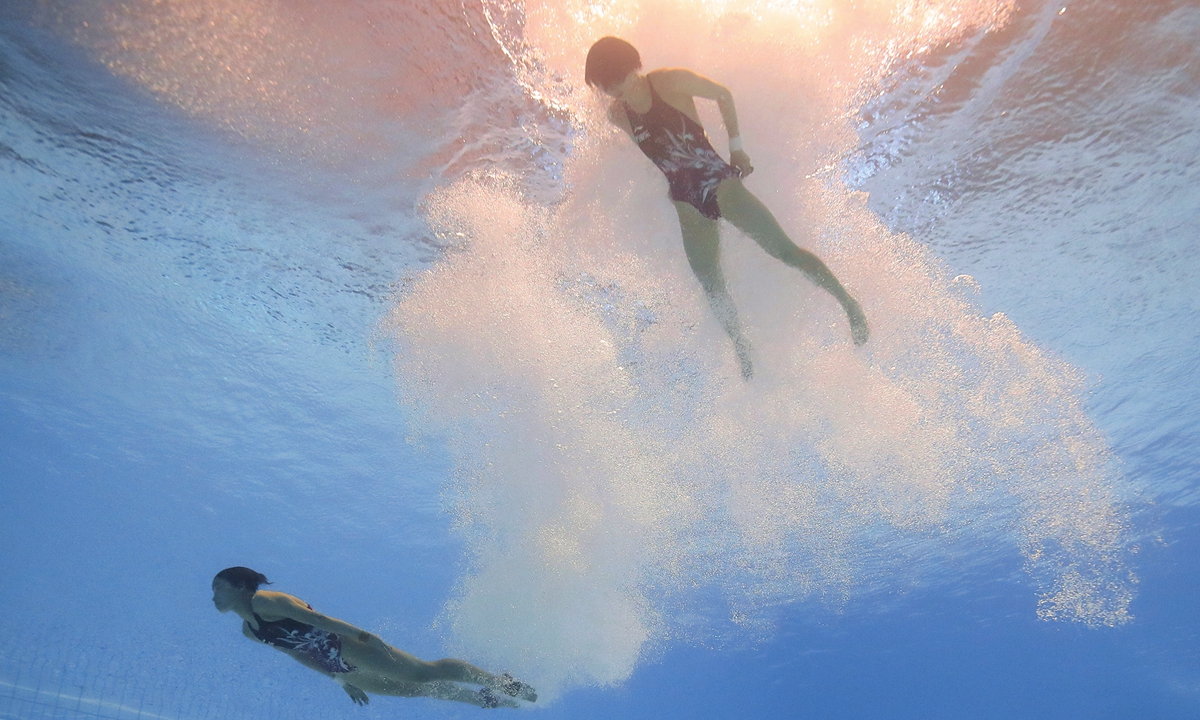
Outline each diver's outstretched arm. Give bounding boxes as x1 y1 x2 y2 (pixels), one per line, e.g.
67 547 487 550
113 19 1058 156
252 591 377 641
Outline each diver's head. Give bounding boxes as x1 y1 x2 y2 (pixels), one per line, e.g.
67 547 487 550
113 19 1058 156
586 36 642 94
212 566 269 612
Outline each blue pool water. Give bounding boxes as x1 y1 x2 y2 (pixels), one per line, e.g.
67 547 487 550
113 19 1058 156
2 0 1199 717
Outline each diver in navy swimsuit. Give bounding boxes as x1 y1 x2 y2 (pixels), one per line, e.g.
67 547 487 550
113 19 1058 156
247 607 357 674
212 567 536 709
586 37 869 378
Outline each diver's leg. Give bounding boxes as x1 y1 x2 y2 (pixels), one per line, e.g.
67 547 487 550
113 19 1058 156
420 681 519 709
420 658 499 685
339 634 431 681
675 200 754 378
338 675 517 708
715 179 868 345
421 660 537 701
344 638 492 685
342 637 535 700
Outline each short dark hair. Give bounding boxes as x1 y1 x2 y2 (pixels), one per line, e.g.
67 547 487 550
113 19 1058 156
214 566 270 592
585 37 642 89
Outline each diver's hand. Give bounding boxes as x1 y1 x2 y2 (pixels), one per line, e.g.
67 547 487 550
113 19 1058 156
730 149 754 176
342 683 370 706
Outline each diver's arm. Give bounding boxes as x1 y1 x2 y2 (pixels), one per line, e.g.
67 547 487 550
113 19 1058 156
340 682 370 706
607 100 635 138
241 620 259 640
252 592 377 643
660 69 754 175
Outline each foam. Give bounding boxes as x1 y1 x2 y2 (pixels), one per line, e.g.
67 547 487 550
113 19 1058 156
386 182 1132 699
381 0 1133 696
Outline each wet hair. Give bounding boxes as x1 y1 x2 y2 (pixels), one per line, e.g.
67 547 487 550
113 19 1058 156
585 37 642 89
214 566 270 592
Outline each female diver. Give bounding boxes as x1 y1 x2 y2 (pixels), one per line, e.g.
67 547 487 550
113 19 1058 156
586 37 869 378
212 567 536 709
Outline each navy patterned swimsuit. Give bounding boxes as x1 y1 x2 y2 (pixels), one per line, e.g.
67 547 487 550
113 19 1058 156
624 80 742 220
249 608 356 674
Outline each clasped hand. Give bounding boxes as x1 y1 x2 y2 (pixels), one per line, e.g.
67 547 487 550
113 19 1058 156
731 149 754 176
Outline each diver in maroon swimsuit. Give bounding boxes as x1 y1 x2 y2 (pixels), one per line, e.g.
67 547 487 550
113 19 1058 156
586 37 869 379
212 567 536 709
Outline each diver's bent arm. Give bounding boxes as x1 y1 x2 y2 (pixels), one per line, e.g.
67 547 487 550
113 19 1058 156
660 68 752 173
660 68 742 141
712 85 741 145
714 89 754 174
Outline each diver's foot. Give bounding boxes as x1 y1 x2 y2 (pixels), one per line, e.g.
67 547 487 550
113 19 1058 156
478 687 511 709
846 298 869 346
735 338 754 380
498 673 538 702
479 687 498 708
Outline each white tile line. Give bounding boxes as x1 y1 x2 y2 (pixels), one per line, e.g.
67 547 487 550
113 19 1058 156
0 679 180 720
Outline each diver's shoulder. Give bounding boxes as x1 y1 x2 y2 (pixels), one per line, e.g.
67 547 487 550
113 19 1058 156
647 67 696 85
253 589 294 601
251 589 305 613
648 68 710 99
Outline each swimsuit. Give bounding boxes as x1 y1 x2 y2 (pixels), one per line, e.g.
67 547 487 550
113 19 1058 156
624 81 742 220
249 609 356 674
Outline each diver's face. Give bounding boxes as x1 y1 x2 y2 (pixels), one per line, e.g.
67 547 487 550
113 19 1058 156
211 578 238 612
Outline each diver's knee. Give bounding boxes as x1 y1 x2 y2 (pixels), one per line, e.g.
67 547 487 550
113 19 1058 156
764 240 817 268
426 658 469 682
768 242 804 263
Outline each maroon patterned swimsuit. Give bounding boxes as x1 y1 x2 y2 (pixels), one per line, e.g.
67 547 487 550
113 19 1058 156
624 81 742 219
249 607 356 674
